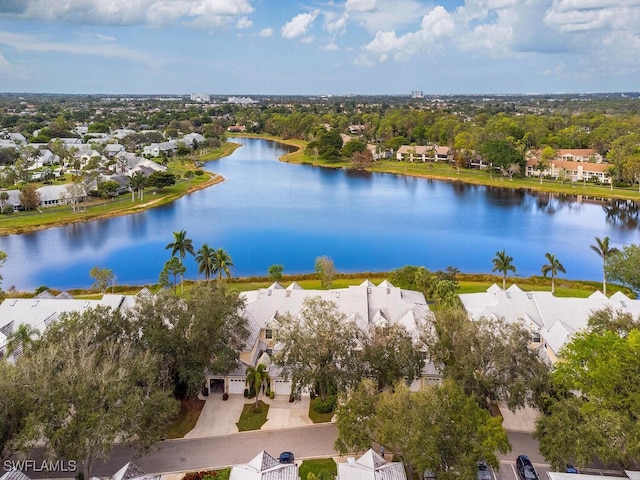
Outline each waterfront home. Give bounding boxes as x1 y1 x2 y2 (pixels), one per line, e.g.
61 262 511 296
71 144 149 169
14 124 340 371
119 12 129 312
205 280 440 397
396 145 453 163
459 284 640 363
525 157 611 184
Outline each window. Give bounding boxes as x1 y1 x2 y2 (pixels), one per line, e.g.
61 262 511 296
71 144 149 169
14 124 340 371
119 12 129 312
265 328 273 339
532 332 541 343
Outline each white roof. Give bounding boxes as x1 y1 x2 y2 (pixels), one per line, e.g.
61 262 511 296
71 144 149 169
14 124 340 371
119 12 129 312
459 285 640 358
338 449 407 480
230 451 298 480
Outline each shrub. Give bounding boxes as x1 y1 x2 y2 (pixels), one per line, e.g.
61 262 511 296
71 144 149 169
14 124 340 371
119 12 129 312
312 395 337 414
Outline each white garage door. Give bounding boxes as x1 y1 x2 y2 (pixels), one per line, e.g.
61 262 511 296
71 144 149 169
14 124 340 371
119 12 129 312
228 378 246 395
274 379 291 396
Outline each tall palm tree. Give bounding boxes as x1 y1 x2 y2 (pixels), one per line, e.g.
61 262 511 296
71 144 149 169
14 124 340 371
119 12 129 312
166 230 195 293
196 243 216 280
5 324 40 359
492 250 516 290
212 248 234 284
541 252 566 295
590 236 619 296
245 363 271 408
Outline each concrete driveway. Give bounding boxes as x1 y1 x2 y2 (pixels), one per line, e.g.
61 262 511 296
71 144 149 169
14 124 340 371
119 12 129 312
185 394 314 439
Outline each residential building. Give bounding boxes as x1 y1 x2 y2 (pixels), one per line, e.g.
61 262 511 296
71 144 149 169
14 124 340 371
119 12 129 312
229 451 298 480
396 145 453 163
459 284 640 363
205 280 438 396
190 93 211 103
338 449 407 480
525 158 611 184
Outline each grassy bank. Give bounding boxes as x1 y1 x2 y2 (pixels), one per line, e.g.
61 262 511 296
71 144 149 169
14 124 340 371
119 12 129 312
237 133 640 202
0 143 237 236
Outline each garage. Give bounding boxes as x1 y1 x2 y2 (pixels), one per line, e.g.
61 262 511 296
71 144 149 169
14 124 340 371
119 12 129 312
274 379 291 396
227 378 246 395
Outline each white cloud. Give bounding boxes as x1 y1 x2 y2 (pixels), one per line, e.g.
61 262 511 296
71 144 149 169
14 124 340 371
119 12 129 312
346 0 377 12
259 27 274 37
0 30 160 67
347 0 426 33
0 0 255 28
322 42 339 51
281 10 319 39
362 6 455 63
237 16 252 29
0 50 26 80
325 12 349 35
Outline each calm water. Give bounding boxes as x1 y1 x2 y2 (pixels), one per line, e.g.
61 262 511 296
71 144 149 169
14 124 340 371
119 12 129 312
2 138 640 291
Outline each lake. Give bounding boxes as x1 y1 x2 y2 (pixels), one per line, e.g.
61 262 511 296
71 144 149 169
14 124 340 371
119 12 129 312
1 137 640 291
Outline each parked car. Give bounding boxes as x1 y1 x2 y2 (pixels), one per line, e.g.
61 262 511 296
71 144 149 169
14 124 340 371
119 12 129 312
516 455 539 480
566 465 579 474
279 452 295 464
477 460 492 480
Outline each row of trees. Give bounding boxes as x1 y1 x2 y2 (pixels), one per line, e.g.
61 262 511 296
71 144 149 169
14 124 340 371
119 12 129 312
0 282 248 478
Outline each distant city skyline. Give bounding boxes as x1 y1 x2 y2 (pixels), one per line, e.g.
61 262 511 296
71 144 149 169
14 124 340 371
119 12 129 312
0 0 638 95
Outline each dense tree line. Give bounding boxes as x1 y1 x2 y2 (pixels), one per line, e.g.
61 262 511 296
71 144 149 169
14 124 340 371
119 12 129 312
0 282 249 477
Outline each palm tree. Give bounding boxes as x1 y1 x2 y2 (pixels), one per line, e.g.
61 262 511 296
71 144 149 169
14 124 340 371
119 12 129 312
5 324 40 359
166 230 195 293
492 250 516 290
245 363 271 408
541 253 566 295
212 248 234 284
590 236 619 296
196 243 216 280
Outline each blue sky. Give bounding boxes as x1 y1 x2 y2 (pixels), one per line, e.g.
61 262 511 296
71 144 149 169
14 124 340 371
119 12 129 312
0 0 638 95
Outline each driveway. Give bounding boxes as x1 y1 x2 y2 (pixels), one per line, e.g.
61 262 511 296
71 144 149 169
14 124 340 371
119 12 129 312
185 394 314 439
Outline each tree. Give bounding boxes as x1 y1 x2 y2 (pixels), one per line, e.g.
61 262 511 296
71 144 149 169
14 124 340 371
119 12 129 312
245 363 271 408
0 191 9 208
536 146 555 184
422 307 549 411
147 171 176 190
196 243 216 280
605 243 640 292
479 139 524 178
590 236 619 296
362 324 424 391
334 379 380 454
4 324 40 359
129 171 146 201
13 307 178 479
342 139 366 158
535 326 640 469
316 129 343 162
492 250 516 290
274 296 360 400
351 148 374 170
166 229 195 293
335 380 510 479
89 266 115 293
134 283 248 397
587 306 640 336
0 250 5 293
267 264 284 281
315 255 336 289
0 361 31 459
212 248 234 284
159 257 185 294
541 253 566 294
19 184 40 210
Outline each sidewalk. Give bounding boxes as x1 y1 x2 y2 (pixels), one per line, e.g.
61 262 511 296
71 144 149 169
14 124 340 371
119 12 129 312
498 403 540 433
185 394 313 439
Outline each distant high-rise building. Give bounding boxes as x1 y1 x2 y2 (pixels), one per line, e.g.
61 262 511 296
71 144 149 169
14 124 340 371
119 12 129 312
190 93 210 102
411 90 424 99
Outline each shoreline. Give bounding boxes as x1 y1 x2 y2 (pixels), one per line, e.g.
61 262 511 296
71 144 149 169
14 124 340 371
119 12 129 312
0 142 243 236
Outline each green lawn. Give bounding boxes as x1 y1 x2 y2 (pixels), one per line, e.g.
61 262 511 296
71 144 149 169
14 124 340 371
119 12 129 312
164 397 205 439
298 458 337 480
236 400 270 432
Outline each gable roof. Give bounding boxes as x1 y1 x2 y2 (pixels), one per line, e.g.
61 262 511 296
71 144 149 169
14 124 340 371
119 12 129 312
230 451 298 480
338 449 407 480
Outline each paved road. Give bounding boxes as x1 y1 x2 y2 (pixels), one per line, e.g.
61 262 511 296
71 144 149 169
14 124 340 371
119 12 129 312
24 424 339 478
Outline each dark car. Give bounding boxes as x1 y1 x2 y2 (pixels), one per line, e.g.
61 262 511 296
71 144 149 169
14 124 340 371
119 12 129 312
477 460 492 480
279 452 295 464
516 455 539 480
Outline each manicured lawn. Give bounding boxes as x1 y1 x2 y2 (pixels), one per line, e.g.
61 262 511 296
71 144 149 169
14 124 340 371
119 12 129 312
308 399 335 424
236 400 270 432
299 458 337 480
164 397 205 439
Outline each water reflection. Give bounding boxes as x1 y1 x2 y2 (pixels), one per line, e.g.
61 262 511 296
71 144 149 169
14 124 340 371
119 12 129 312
3 137 640 290
604 199 640 230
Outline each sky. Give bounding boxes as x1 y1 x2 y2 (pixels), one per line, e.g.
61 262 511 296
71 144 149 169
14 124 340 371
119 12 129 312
0 0 638 95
